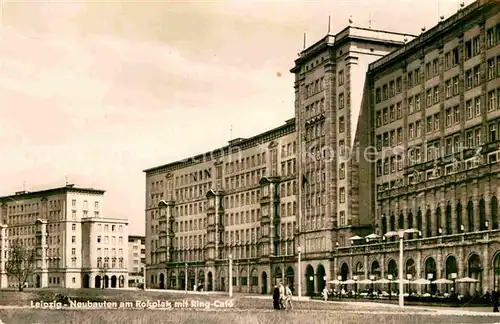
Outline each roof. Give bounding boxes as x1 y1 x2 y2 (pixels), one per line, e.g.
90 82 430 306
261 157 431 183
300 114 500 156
143 119 295 174
368 0 496 74
0 184 105 202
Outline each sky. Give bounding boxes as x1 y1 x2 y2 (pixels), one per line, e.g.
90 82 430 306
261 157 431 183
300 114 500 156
0 0 469 236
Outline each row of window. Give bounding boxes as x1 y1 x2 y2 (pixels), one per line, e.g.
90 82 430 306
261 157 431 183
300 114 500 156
305 98 325 120
380 197 499 238
375 51 498 108
71 199 99 210
304 76 325 98
96 235 124 245
96 247 124 257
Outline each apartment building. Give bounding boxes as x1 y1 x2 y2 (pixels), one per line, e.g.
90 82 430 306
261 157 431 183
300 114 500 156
333 0 500 294
0 184 129 289
144 120 297 293
289 25 412 294
144 25 416 295
128 235 145 287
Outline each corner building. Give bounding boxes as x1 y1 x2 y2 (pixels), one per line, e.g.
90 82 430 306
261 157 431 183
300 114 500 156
335 0 500 294
144 26 413 295
0 185 129 289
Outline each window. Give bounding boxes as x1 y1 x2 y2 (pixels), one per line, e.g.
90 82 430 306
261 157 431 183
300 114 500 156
97 236 101 243
94 201 99 209
488 59 496 80
432 59 439 75
339 187 345 203
396 102 402 119
446 108 452 127
452 76 459 95
375 88 381 103
425 62 431 79
396 77 402 93
72 236 76 243
383 107 389 124
488 90 497 111
414 68 420 85
83 200 88 209
339 163 345 179
72 224 76 231
489 123 497 142
453 105 460 124
409 123 415 139
338 70 344 85
426 89 432 107
382 84 388 100
487 28 495 48
433 113 439 131
397 128 403 144
339 211 346 226
426 116 433 133
72 199 76 207
71 248 76 255
473 36 480 56
452 48 459 66
376 135 382 150
415 94 421 111
433 86 440 104
376 160 382 176
445 52 451 70
473 65 481 85
416 120 422 137
466 100 473 119
339 140 345 156
383 158 389 174
465 40 472 60
408 96 414 114
376 111 382 127
445 79 452 98
339 116 345 133
474 97 481 116
465 69 472 89
389 105 395 121
407 72 413 88
339 93 345 109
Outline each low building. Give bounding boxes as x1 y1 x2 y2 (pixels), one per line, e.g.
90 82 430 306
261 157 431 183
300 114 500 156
128 235 145 287
0 184 129 289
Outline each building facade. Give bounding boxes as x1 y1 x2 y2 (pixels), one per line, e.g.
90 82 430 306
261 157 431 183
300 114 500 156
0 184 129 289
144 0 500 296
128 235 145 287
144 25 415 294
336 0 500 295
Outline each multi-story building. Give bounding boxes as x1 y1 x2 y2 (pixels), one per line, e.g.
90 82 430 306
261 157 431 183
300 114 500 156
144 25 415 295
144 0 499 297
333 0 500 295
290 24 412 295
128 235 146 287
144 120 297 293
0 184 129 289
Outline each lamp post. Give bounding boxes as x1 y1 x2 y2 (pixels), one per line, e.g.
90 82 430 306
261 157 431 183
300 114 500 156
337 275 342 299
228 253 233 298
369 274 375 298
297 246 302 298
384 228 420 308
185 263 188 293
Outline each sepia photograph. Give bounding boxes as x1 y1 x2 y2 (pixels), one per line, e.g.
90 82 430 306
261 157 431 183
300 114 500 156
0 0 500 323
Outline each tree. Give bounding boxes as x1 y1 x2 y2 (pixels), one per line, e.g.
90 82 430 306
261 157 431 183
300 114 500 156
5 240 36 292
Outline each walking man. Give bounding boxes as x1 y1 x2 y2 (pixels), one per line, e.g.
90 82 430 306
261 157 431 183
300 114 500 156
278 281 286 310
285 284 293 310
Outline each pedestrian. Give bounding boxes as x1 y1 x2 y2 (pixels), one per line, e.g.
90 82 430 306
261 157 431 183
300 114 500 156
322 287 329 301
272 284 280 310
493 289 499 312
279 281 286 309
285 284 293 310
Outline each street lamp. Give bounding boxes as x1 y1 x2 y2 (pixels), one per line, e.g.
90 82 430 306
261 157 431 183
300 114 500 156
383 228 420 308
185 263 188 293
297 246 302 298
228 253 233 298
